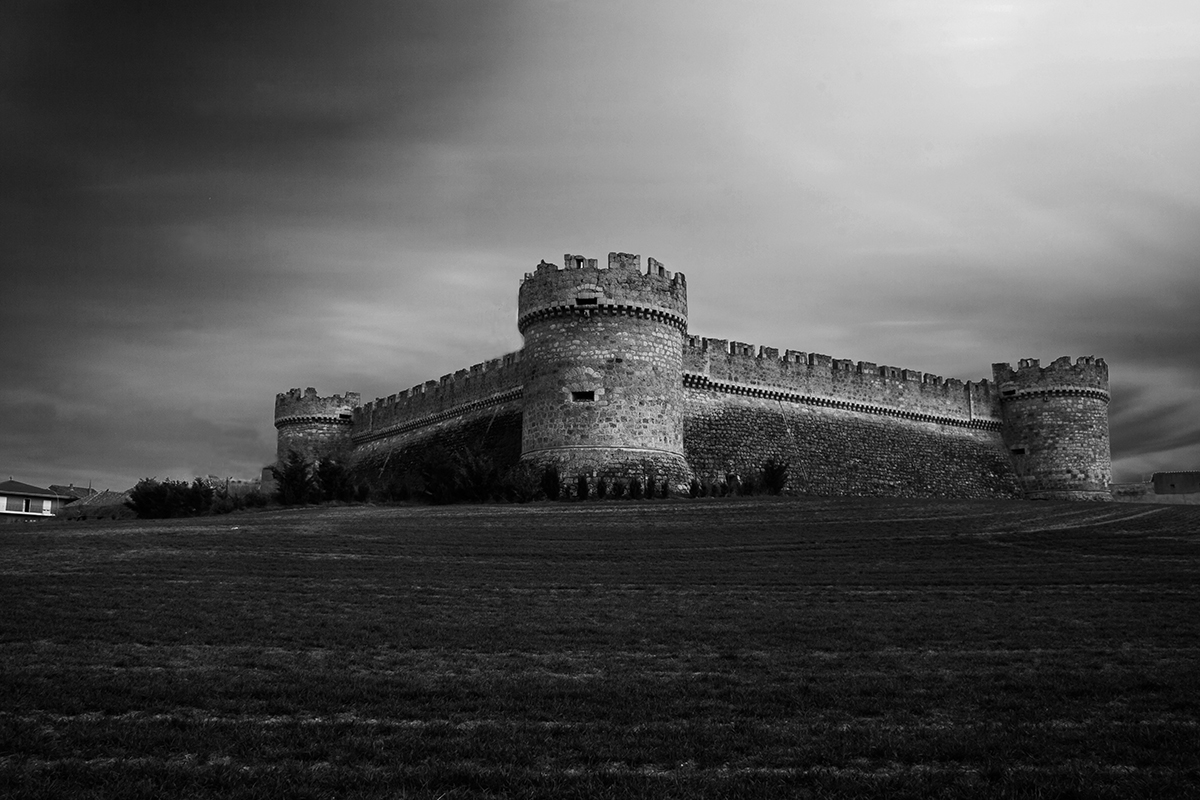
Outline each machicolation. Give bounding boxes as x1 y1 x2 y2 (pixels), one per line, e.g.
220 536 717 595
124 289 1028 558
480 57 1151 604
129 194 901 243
273 251 1112 501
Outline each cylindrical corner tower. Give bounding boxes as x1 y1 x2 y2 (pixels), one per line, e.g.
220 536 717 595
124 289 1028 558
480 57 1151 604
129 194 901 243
517 252 691 487
993 356 1112 501
274 388 361 464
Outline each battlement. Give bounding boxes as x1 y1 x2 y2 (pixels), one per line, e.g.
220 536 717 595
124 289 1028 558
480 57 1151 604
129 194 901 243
683 336 1000 421
352 350 524 435
274 388 360 426
518 251 688 333
992 355 1109 397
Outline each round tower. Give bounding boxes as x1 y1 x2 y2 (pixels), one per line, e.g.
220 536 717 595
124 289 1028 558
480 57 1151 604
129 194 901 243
517 251 690 488
993 356 1111 501
274 388 361 464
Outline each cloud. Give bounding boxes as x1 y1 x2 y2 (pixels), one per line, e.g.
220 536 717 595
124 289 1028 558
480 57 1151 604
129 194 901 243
2 1 1197 488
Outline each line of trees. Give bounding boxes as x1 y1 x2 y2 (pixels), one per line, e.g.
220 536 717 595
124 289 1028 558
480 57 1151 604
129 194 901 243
125 477 269 519
122 451 792 518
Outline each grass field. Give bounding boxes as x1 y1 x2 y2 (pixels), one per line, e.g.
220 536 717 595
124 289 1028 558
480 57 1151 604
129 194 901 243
2 497 1198 798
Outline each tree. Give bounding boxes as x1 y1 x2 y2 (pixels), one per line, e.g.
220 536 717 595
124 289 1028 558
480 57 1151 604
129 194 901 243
126 477 214 518
540 465 561 501
272 450 315 506
315 457 353 503
761 458 790 495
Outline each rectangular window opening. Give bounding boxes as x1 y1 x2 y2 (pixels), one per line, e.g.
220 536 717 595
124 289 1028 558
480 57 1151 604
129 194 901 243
1010 447 1026 456
571 391 595 402
1002 389 1017 397
575 297 598 306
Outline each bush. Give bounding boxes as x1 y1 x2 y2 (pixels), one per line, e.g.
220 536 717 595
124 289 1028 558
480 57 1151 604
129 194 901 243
315 457 354 503
629 477 643 500
273 450 316 506
500 463 541 503
540 465 561 501
576 475 588 500
611 480 626 499
451 447 501 503
660 479 671 499
415 447 455 504
596 478 608 499
761 458 789 495
126 478 214 519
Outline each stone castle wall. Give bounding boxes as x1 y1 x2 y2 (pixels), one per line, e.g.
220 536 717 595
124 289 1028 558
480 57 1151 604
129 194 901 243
516 252 690 483
683 390 1019 497
350 351 524 446
275 252 1111 501
684 337 1001 422
274 388 359 462
994 356 1111 500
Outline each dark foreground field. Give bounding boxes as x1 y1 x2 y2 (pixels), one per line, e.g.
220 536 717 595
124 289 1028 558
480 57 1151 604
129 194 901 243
2 498 1198 798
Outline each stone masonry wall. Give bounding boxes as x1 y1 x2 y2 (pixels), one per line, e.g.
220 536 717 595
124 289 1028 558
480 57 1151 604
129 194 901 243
685 337 1002 422
520 315 684 456
351 351 524 441
994 356 1111 500
516 252 690 484
684 389 1020 498
274 388 360 463
351 402 524 479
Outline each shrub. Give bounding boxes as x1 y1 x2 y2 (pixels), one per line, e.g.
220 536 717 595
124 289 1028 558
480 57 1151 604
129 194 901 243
689 478 702 498
451 447 500 503
418 447 460 505
660 479 671 499
500 463 541 503
596 477 608 499
315 457 354 503
761 458 789 495
576 475 588 500
272 450 316 506
629 477 643 500
540 465 561 501
611 480 626 499
126 478 214 519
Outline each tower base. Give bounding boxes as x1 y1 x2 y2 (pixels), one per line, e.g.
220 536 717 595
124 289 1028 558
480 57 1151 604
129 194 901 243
521 447 692 493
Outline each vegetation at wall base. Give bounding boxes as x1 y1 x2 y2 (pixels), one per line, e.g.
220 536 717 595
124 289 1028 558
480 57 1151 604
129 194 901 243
124 478 268 519
2 499 1197 798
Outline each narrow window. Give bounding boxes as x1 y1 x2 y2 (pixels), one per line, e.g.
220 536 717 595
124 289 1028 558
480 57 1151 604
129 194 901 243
576 297 597 306
1002 389 1016 397
571 391 595 402
1010 447 1026 455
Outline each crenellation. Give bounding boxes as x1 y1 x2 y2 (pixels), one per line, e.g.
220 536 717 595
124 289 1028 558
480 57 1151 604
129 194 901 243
608 251 641 271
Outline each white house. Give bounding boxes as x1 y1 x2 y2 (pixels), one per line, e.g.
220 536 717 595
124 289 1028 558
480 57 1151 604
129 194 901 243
0 480 73 522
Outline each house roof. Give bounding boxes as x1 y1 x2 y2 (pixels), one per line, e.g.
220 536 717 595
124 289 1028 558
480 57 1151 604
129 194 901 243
49 484 96 499
70 489 131 507
0 480 70 499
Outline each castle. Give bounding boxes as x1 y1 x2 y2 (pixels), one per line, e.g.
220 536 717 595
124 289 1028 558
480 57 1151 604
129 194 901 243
274 252 1112 501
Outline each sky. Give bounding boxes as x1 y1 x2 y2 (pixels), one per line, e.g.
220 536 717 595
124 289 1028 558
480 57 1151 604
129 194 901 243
2 0 1198 490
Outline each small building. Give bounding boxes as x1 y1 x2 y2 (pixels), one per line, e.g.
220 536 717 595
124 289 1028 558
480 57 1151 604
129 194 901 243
1152 471 1200 495
0 480 73 522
